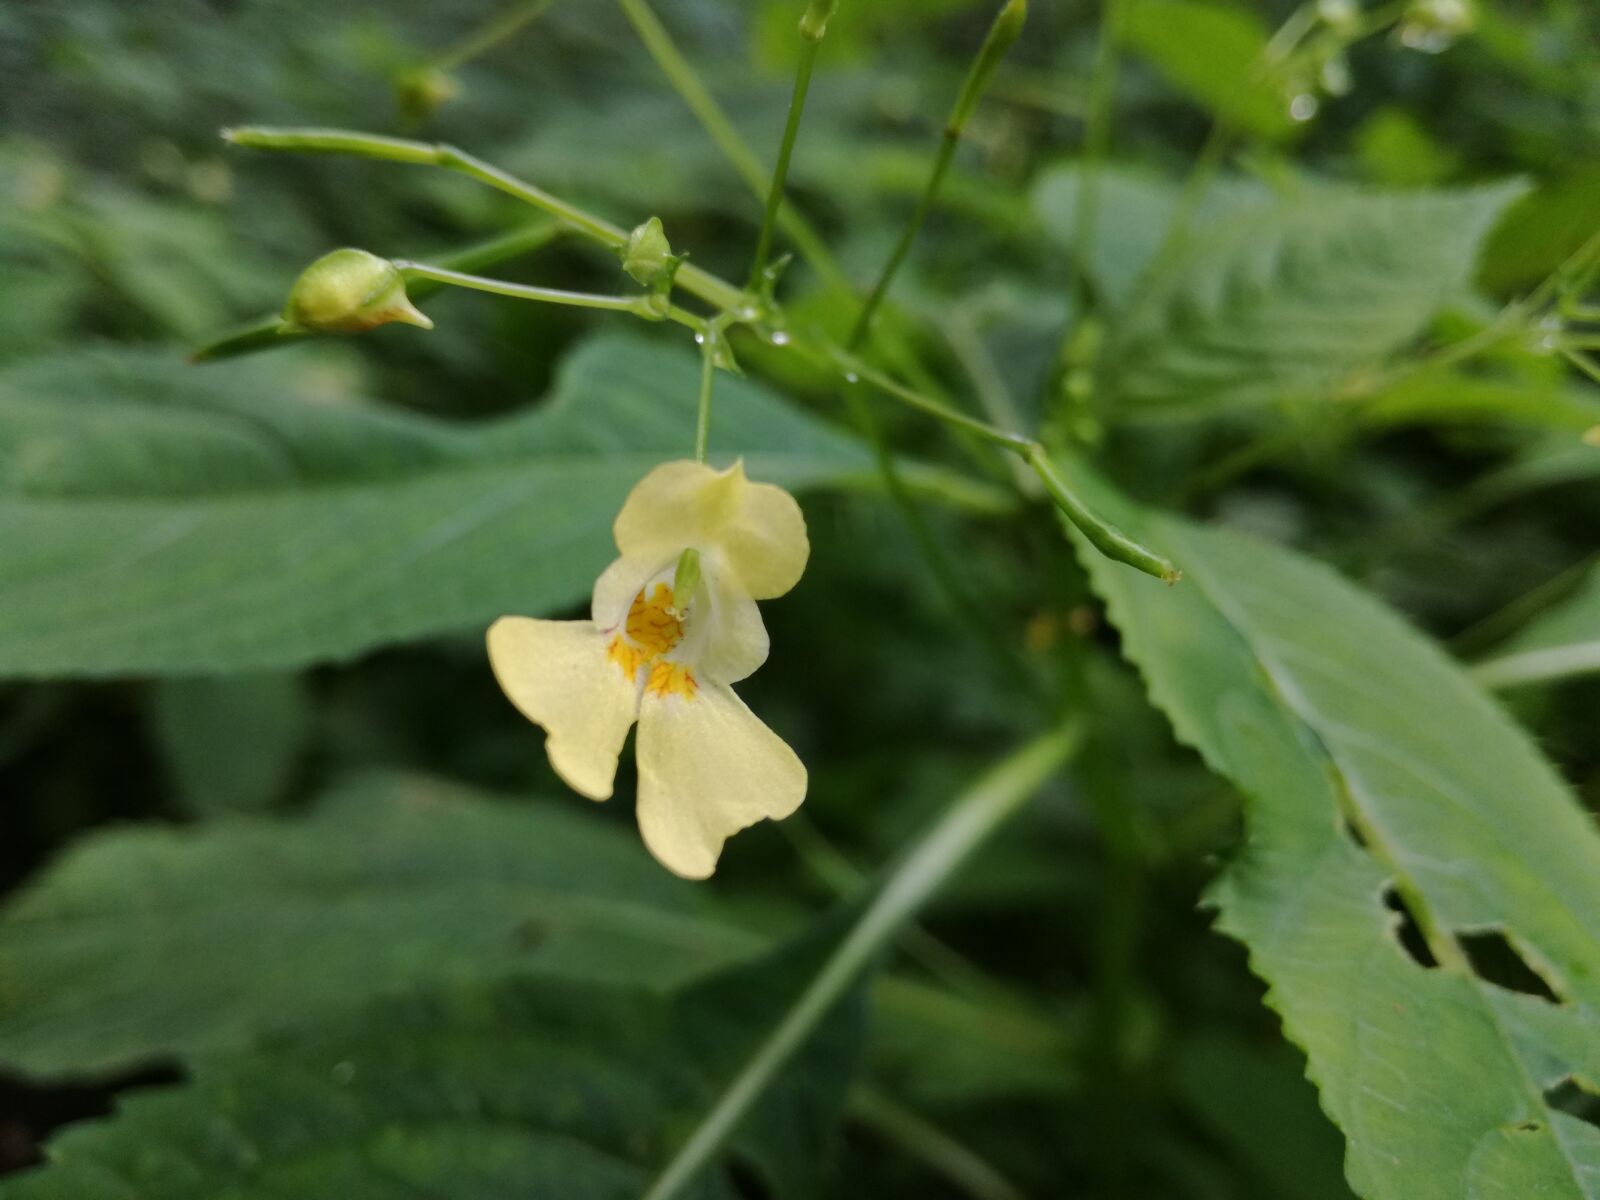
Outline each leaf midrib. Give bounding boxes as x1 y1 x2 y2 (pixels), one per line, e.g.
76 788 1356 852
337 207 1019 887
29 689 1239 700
1176 524 1592 1196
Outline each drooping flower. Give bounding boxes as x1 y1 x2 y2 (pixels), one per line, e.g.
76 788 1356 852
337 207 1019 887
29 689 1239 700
488 460 808 878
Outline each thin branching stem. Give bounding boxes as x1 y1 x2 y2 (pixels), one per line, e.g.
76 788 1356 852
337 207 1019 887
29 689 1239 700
222 127 745 312
217 124 1179 582
430 0 552 72
616 0 852 295
392 261 666 318
1067 0 1127 318
849 1089 1030 1200
849 0 1026 349
748 13 827 288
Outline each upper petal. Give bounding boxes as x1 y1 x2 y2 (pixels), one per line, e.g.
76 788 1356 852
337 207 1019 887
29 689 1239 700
714 465 809 600
634 682 807 879
613 460 808 601
487 617 640 801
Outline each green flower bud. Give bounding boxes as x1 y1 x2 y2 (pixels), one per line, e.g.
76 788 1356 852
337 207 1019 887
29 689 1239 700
1315 0 1360 35
620 217 682 291
282 249 433 334
799 0 839 41
1399 0 1474 51
395 67 460 124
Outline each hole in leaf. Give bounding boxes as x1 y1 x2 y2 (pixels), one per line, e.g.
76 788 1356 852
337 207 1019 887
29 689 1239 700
1342 818 1369 849
1459 931 1561 1003
1383 886 1437 968
1545 1077 1600 1131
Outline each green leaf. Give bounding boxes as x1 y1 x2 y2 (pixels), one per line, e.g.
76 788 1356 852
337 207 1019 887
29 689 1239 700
148 672 309 816
0 771 756 1076
0 956 860 1200
1029 164 1267 308
0 332 868 678
1474 560 1600 689
1119 0 1296 142
1070 467 1600 1200
1099 182 1528 416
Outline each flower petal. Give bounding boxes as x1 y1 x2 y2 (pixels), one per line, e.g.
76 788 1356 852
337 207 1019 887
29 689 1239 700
613 460 808 600
634 683 807 878
696 559 769 685
487 617 639 801
591 554 656 628
716 467 809 600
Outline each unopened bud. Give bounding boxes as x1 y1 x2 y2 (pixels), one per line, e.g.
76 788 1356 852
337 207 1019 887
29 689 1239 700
620 217 683 291
799 0 839 41
947 0 1027 136
1315 0 1360 34
396 67 461 125
282 249 432 334
1399 0 1474 51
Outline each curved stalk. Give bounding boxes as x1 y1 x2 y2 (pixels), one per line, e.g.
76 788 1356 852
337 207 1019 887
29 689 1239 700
639 724 1081 1200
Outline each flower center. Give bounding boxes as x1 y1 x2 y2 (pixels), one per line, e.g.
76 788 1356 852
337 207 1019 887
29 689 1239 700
607 582 698 698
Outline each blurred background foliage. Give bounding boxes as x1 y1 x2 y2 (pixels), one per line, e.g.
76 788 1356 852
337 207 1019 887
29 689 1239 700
1 0 1599 1197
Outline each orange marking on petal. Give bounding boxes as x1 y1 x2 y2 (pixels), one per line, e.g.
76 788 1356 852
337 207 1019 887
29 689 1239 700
645 661 697 700
625 583 684 656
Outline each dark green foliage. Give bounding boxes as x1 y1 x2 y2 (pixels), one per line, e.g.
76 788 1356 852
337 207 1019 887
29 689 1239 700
4 0 1600 1197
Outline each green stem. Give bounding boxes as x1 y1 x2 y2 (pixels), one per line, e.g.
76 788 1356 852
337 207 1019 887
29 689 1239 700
212 126 1179 580
392 261 664 318
695 326 720 462
850 0 1027 350
1068 0 1127 318
1558 346 1600 388
431 0 552 72
221 126 745 312
616 0 852 296
849 133 958 348
781 813 1036 1010
638 724 1081 1200
1472 641 1600 691
1024 445 1180 582
849 1088 1030 1200
748 23 825 289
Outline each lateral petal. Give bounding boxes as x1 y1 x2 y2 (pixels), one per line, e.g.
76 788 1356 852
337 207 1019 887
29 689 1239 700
487 617 640 801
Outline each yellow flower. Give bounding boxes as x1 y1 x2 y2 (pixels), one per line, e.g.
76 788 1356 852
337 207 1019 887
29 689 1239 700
488 460 809 878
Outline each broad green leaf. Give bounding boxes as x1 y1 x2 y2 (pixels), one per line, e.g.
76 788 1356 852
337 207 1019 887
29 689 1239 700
1474 561 1600 689
1099 182 1527 416
1072 468 1600 1200
0 955 860 1200
0 771 756 1076
0 332 869 678
1029 164 1268 308
1119 0 1296 142
148 672 309 816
